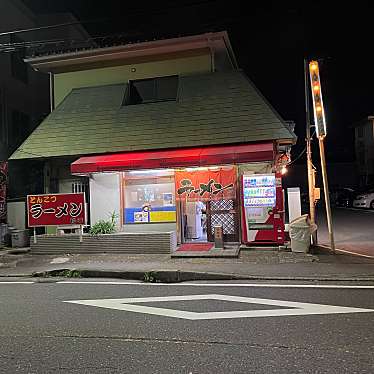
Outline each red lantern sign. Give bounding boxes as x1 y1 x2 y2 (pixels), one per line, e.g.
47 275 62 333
27 193 86 227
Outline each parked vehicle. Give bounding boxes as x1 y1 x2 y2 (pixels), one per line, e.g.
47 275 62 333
333 188 356 208
353 189 374 209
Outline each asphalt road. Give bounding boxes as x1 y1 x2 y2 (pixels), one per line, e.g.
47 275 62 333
313 206 374 256
1 279 374 373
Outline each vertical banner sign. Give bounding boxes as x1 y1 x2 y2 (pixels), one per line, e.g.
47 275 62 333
309 60 327 137
27 193 86 227
175 167 236 201
0 162 7 224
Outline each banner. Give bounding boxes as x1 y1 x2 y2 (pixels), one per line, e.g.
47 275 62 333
0 162 7 224
27 193 86 227
175 167 236 201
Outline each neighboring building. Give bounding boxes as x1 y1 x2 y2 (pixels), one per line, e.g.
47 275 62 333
0 0 89 226
0 0 48 161
0 0 51 225
353 116 374 187
0 0 90 160
10 31 296 251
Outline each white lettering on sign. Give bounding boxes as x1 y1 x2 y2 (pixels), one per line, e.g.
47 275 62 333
64 294 374 320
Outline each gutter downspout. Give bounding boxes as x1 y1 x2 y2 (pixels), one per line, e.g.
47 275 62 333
49 73 55 111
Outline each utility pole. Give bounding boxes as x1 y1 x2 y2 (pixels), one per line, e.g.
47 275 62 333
308 60 335 252
318 136 335 251
304 59 317 245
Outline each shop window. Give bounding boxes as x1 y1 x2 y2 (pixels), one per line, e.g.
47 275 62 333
71 180 87 194
125 75 178 105
123 170 176 223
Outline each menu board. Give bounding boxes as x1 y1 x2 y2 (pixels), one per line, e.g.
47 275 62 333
243 174 276 207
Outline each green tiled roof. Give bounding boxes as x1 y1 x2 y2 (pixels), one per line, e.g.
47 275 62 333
10 70 296 160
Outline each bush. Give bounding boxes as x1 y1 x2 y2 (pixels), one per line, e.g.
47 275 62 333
89 211 118 235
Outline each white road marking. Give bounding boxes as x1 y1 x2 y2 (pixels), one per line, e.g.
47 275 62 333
65 294 374 320
57 281 374 289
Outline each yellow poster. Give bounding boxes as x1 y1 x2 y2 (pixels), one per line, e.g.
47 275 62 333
150 211 176 222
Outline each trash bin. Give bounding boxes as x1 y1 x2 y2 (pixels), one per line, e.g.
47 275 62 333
0 223 8 247
289 215 317 253
3 226 16 247
11 229 30 248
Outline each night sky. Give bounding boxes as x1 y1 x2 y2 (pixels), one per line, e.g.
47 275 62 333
22 0 374 163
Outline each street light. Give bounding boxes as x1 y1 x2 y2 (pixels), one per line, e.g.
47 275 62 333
308 60 335 252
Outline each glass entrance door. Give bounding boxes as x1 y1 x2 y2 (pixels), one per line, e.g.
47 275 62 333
180 199 207 243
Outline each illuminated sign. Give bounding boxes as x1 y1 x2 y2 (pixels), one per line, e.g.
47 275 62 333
309 60 327 137
243 174 276 207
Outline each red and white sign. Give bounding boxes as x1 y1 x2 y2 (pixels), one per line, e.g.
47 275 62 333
27 193 86 227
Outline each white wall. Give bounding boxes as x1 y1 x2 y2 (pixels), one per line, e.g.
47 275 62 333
7 201 25 229
287 187 301 223
90 173 121 228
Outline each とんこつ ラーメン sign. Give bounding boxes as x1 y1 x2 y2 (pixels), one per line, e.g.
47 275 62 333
27 193 86 227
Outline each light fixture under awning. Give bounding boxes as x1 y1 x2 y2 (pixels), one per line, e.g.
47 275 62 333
71 142 274 175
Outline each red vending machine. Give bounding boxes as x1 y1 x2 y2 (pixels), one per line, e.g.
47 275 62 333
241 173 285 245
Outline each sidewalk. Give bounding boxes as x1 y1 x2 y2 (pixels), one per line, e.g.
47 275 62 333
2 247 374 282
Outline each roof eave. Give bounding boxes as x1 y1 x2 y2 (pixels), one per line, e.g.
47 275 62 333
25 31 237 73
276 137 297 146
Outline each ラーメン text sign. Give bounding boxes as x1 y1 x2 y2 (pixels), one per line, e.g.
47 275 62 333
27 193 86 227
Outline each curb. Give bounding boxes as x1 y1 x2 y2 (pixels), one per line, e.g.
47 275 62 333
27 268 374 283
5 248 31 255
31 269 243 283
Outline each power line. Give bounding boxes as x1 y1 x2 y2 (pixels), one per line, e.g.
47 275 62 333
0 18 106 37
0 0 223 38
0 23 222 55
287 129 316 166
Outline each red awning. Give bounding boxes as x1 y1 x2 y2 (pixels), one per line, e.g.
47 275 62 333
71 142 274 174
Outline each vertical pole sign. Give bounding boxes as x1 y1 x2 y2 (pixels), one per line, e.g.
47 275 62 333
27 193 86 243
309 60 335 252
304 59 317 245
0 162 7 224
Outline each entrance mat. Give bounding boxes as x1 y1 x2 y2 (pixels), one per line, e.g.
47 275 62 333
177 243 214 252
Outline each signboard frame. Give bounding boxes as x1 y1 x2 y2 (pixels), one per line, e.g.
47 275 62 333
27 192 86 228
